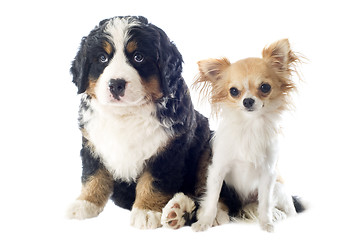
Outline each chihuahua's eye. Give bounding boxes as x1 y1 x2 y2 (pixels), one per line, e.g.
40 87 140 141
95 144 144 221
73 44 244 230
98 53 109 63
230 87 240 97
133 52 144 63
260 83 271 93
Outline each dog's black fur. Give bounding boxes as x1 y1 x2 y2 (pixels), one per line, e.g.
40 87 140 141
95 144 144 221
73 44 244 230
68 16 241 226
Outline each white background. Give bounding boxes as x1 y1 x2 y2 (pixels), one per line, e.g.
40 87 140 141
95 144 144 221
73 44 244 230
1 0 359 239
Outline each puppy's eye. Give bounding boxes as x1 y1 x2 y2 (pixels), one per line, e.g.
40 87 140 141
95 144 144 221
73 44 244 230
230 87 240 97
260 83 271 93
98 54 109 63
133 52 144 63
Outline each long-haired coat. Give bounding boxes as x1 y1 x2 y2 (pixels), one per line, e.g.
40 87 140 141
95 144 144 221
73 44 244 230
191 39 304 232
67 16 240 229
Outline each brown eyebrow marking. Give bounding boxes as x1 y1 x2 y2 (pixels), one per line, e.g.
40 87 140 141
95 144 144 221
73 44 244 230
126 41 137 53
102 41 113 55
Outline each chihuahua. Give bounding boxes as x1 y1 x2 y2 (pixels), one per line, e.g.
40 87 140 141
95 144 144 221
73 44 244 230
192 39 302 232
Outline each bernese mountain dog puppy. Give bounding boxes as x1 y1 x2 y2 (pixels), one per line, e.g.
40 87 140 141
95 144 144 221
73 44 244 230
67 16 241 229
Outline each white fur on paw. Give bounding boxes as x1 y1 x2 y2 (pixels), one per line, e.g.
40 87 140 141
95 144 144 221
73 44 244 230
191 207 213 232
161 193 195 229
259 211 274 232
241 203 287 222
191 219 212 232
66 200 103 220
240 202 259 221
281 203 297 217
260 221 274 232
213 205 230 226
272 207 287 221
191 202 230 231
130 208 162 229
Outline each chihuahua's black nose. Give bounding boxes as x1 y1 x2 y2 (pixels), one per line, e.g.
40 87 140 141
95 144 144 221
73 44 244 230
243 98 255 109
109 78 126 100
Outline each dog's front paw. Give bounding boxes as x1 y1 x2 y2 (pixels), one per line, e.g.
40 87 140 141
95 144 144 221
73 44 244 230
260 220 274 232
259 209 275 232
191 203 228 231
130 208 162 229
161 193 195 229
213 206 230 226
191 219 212 232
66 200 103 220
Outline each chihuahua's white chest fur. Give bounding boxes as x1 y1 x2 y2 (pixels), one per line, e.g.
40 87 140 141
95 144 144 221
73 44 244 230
191 38 301 232
213 108 279 201
197 109 280 232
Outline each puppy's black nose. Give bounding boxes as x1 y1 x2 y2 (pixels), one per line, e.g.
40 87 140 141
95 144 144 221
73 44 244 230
243 98 255 109
109 78 126 100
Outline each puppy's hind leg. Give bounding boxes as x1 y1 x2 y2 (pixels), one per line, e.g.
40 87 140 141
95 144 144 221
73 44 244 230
161 193 196 229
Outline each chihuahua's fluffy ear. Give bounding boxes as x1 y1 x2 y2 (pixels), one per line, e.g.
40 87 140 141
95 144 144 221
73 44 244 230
193 57 230 95
197 58 231 82
262 39 300 94
193 58 231 115
262 39 299 78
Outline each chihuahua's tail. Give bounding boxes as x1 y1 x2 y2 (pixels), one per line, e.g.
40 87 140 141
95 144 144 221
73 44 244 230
240 195 307 222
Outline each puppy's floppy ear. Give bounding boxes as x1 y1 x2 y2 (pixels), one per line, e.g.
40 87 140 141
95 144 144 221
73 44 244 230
153 25 192 130
155 26 183 96
262 39 299 78
70 20 109 94
70 37 90 94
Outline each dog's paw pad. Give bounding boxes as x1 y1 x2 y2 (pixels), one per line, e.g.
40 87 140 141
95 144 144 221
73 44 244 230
167 209 178 219
167 219 179 228
172 203 180 209
161 193 195 229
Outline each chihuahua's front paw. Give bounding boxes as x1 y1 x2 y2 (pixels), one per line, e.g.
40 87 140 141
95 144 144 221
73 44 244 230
191 219 212 232
260 220 274 232
191 206 219 231
130 208 162 229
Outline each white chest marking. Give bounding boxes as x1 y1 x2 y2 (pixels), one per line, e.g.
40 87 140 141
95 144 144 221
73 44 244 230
85 103 170 182
212 110 279 200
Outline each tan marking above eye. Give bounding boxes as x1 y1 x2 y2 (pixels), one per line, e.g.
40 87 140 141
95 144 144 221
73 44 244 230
102 41 113 55
126 41 137 53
